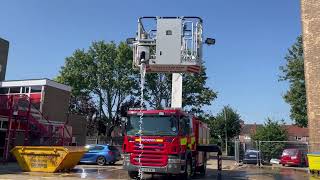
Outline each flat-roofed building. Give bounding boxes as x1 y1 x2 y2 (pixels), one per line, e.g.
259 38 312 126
0 79 71 122
0 38 9 81
0 38 87 162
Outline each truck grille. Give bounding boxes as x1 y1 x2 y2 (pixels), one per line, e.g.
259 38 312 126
131 143 168 167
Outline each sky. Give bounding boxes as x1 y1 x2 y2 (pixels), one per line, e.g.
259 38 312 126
0 0 301 124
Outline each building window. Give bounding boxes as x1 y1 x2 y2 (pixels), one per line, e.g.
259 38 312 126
166 30 172 35
0 88 9 94
295 136 302 141
2 121 8 129
31 86 42 93
9 87 20 93
21 87 30 93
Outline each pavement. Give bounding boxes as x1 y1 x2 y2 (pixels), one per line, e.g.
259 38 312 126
0 162 21 173
262 164 309 173
0 159 316 180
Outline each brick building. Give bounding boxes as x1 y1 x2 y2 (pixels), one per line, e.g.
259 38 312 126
0 79 71 122
301 0 320 152
238 123 262 143
239 123 309 143
0 38 87 161
284 125 309 142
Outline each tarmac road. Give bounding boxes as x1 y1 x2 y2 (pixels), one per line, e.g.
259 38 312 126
0 159 315 180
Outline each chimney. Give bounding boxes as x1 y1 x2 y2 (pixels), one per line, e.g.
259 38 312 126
253 122 257 134
239 119 245 127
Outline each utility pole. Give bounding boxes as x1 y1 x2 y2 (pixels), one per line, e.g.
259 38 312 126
224 107 228 156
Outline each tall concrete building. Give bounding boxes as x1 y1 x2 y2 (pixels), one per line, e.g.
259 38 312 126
0 38 9 81
301 0 320 152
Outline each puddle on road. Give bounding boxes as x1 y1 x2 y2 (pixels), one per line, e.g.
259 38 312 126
73 168 128 179
16 167 128 179
1 162 319 180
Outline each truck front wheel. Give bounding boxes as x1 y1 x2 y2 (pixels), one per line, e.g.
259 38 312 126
128 171 139 179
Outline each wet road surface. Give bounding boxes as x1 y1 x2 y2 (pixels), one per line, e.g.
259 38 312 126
0 160 317 180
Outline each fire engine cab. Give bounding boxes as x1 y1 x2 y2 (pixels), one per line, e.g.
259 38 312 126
122 108 215 179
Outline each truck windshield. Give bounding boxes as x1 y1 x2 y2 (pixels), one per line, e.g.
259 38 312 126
126 115 178 136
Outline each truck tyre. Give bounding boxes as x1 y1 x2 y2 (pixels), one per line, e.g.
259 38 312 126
128 171 139 179
182 158 192 180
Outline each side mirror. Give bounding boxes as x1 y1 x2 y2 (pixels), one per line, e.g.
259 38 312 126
205 38 215 45
126 38 136 45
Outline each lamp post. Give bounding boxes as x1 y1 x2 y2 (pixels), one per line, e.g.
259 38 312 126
224 107 228 156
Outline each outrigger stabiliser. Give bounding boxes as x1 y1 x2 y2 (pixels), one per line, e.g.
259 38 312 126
197 144 223 171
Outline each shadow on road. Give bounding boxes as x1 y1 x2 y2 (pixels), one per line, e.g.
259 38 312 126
204 166 310 180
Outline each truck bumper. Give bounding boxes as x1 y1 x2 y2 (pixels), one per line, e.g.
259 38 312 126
122 154 185 174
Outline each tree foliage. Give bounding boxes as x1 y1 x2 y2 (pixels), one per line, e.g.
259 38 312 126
56 41 138 135
252 118 288 161
206 106 242 145
144 65 217 113
57 40 217 135
144 73 171 109
279 36 307 127
183 65 217 113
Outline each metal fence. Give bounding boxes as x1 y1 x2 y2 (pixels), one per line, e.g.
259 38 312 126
86 136 124 145
234 140 310 166
85 136 124 152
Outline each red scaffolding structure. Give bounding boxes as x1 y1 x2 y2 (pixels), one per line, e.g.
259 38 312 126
0 94 72 162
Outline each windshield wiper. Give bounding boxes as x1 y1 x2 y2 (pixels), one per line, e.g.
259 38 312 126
134 130 157 136
155 130 175 136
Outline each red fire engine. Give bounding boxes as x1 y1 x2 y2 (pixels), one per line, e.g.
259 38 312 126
122 108 221 179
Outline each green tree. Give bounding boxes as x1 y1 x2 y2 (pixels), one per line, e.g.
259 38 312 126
143 64 217 113
183 65 217 114
57 41 217 135
56 41 138 135
207 106 242 149
144 73 171 109
252 118 288 161
279 36 307 127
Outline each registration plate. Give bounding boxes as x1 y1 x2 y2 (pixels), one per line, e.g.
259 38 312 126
141 168 156 172
249 155 257 158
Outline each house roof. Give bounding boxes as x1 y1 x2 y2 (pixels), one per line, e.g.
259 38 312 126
240 123 309 137
284 125 308 137
0 38 9 46
0 78 71 92
240 124 263 135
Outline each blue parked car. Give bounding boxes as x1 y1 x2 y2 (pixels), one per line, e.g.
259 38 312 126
80 144 121 166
